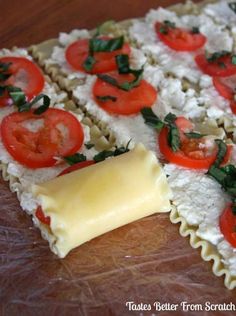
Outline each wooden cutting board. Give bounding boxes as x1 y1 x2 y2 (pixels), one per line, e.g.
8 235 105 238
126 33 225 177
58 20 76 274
1 1 236 315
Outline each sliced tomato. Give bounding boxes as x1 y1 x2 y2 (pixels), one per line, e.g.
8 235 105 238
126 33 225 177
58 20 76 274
59 160 95 176
230 100 236 114
0 57 45 107
93 72 157 115
155 22 206 51
0 108 84 168
213 77 235 100
220 203 236 248
35 206 51 225
158 117 232 169
65 38 131 74
195 54 236 77
35 160 94 225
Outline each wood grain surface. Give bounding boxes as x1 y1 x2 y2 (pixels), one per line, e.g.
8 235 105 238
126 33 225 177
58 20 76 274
1 0 201 48
1 1 236 316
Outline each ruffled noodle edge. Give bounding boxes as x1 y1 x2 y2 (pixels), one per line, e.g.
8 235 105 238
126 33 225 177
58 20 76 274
170 205 236 290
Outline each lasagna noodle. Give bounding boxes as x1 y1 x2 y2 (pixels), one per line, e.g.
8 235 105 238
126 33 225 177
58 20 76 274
32 144 172 258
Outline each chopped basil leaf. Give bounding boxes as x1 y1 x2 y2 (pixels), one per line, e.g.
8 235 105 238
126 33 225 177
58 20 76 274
229 2 236 14
64 153 87 165
83 55 96 72
90 36 124 53
207 140 236 214
206 51 230 63
163 113 180 152
218 61 226 68
97 73 119 86
164 113 177 125
163 20 176 28
93 150 114 162
0 62 12 81
167 124 180 152
232 55 236 65
32 94 51 115
9 88 27 109
9 89 50 114
159 26 168 34
185 132 205 139
140 107 164 131
214 139 227 167
84 143 95 149
97 55 143 91
96 95 117 102
93 141 131 162
83 36 124 72
116 54 130 74
192 26 200 34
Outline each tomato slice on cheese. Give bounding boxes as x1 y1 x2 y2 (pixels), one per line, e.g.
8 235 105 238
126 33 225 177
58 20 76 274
93 72 157 115
59 160 95 176
65 38 131 74
0 57 45 107
213 76 236 114
195 54 236 77
36 160 94 225
220 203 236 248
155 22 206 51
158 116 231 169
0 108 84 168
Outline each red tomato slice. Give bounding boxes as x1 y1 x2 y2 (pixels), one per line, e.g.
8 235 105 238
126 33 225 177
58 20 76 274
93 72 157 115
0 108 84 168
65 38 131 74
158 118 232 169
155 22 206 51
59 160 95 176
230 100 236 114
35 206 51 226
213 77 235 100
195 54 236 77
220 203 236 248
0 57 45 107
35 159 94 225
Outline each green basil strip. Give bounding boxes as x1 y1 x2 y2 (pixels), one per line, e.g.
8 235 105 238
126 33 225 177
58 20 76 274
167 125 180 152
64 153 87 165
232 55 236 65
93 150 115 162
93 141 131 163
90 36 124 53
116 54 130 74
84 143 95 149
97 70 143 92
164 113 177 125
163 20 176 28
164 113 180 152
207 165 227 185
192 26 200 34
96 95 117 102
185 132 205 139
33 94 51 115
9 89 51 114
140 107 164 131
229 2 236 14
0 62 12 81
206 50 230 63
9 88 27 110
83 56 96 72
214 139 227 167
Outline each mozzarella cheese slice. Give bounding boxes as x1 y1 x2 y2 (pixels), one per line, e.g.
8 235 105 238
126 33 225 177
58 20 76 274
32 144 172 258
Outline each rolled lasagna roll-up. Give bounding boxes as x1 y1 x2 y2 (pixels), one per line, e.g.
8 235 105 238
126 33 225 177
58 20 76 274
32 144 172 258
